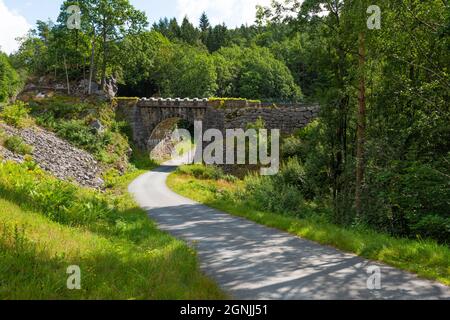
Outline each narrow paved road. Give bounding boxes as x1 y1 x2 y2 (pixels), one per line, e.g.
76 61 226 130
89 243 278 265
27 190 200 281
129 160 450 300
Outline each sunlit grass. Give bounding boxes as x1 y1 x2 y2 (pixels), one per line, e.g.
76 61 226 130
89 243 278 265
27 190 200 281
0 162 226 300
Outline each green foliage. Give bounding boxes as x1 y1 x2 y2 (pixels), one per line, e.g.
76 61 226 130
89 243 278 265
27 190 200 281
0 127 5 144
31 96 92 119
31 95 132 168
168 172 450 286
0 162 103 225
176 164 221 180
364 161 450 243
0 53 23 103
1 101 32 128
243 173 305 216
255 0 450 243
176 165 237 182
209 97 262 108
119 31 172 96
160 44 218 97
3 0 448 246
214 45 302 101
0 161 225 299
53 120 102 152
3 136 34 155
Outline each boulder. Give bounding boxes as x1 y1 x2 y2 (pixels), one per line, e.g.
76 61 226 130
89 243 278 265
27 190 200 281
90 119 105 134
104 76 118 99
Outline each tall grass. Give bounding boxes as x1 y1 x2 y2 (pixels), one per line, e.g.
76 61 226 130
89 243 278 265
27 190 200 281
0 161 225 299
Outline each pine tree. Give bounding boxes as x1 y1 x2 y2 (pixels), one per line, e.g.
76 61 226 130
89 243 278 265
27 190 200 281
199 12 211 46
199 12 210 32
180 16 199 45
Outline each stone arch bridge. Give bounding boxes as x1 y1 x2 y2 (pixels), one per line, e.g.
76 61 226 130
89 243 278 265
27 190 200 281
115 98 320 152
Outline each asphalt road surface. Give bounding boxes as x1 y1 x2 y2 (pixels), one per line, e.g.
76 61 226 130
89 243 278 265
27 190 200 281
129 158 450 300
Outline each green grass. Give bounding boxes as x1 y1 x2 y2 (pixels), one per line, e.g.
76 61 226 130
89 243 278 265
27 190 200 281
0 101 33 128
0 161 226 300
167 171 450 286
2 135 33 155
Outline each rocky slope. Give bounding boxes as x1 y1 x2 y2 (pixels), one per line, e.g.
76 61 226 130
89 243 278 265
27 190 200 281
0 123 104 189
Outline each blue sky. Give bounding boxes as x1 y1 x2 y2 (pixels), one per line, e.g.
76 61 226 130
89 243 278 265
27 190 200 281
0 0 271 54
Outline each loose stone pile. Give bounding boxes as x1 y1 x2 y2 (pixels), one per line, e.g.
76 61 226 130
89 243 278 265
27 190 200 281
0 124 104 189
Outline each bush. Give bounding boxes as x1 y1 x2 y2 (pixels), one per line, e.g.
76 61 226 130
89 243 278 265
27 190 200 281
275 157 307 190
3 136 33 155
177 164 224 180
364 160 450 243
53 120 103 154
176 164 237 182
411 215 450 244
1 101 32 128
0 53 22 103
242 174 304 216
30 96 91 119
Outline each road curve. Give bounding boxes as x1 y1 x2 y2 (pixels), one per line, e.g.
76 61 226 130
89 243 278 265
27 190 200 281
129 160 450 300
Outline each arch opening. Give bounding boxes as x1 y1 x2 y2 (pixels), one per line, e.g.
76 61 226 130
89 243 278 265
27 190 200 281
148 117 194 161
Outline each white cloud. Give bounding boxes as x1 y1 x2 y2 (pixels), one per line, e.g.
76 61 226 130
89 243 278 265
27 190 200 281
0 0 31 54
176 0 272 27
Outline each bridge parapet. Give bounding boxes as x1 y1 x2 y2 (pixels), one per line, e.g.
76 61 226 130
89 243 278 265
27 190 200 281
137 97 209 108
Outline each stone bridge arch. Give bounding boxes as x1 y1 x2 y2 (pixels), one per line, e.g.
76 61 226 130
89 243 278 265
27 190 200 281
115 97 320 154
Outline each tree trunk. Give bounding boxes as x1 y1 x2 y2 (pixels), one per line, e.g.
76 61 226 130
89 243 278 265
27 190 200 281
63 55 70 95
100 24 107 89
355 32 366 218
88 34 96 95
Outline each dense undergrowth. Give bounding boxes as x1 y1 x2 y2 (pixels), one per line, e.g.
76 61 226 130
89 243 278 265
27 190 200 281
27 96 132 168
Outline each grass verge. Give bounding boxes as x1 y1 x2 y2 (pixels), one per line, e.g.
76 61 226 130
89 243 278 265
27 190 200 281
167 171 450 286
0 161 226 299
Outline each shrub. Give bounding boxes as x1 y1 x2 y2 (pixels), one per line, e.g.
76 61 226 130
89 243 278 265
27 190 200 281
1 101 32 128
4 136 33 155
411 215 450 244
176 164 237 182
364 160 450 243
275 157 307 190
23 154 38 170
177 164 224 180
0 53 22 103
243 174 304 216
54 120 103 154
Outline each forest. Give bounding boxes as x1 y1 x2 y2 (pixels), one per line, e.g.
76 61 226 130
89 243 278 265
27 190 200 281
0 0 449 245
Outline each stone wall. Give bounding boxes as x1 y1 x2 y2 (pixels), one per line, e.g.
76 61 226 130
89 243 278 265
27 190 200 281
115 98 320 151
